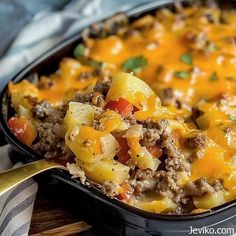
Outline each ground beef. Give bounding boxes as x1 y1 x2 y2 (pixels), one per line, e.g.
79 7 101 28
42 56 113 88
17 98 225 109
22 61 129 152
155 171 182 202
31 101 53 119
124 114 137 125
92 92 105 107
93 119 105 131
161 131 179 157
161 130 191 173
78 71 92 80
163 87 174 98
186 133 207 148
140 128 160 146
183 177 215 197
92 69 103 77
141 119 168 133
74 92 93 104
93 81 111 96
134 169 155 181
32 122 73 160
129 178 157 194
184 31 208 51
101 180 120 197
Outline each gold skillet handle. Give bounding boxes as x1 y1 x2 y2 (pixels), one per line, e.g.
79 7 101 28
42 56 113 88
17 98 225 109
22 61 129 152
0 159 66 197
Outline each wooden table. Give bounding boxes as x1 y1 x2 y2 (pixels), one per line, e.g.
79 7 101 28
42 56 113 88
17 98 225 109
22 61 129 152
29 175 95 236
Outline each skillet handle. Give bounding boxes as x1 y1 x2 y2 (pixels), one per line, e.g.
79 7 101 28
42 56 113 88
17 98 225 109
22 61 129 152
0 159 66 197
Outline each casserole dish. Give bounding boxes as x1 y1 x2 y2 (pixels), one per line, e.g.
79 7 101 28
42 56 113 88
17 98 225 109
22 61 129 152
1 1 236 235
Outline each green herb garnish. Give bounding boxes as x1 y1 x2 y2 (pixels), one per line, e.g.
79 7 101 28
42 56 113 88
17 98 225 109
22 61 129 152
209 72 218 81
229 114 236 121
88 59 104 69
121 55 148 72
180 53 192 65
205 42 219 53
73 44 85 59
174 71 189 79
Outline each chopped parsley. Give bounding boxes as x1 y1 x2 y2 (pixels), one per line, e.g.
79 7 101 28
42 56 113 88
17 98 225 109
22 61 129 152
229 114 236 121
121 55 148 72
88 59 104 69
209 72 218 81
205 42 219 53
174 70 189 79
73 44 85 59
180 53 192 65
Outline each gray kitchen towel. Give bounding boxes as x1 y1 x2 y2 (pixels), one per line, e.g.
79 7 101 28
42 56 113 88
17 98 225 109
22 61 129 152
0 146 38 236
0 0 149 235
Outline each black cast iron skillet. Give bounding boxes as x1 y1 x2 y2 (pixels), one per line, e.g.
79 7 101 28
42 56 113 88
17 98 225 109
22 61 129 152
1 1 236 235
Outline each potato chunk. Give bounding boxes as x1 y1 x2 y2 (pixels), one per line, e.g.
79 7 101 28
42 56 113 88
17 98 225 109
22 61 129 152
8 80 38 112
106 72 159 109
129 147 160 171
134 197 176 213
193 191 226 209
64 102 101 129
65 127 120 162
77 158 130 185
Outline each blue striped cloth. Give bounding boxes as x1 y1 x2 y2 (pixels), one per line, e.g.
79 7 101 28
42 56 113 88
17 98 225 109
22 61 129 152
0 146 38 236
0 0 149 235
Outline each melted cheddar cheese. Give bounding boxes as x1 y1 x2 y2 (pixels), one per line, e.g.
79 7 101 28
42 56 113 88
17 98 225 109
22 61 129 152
8 2 236 213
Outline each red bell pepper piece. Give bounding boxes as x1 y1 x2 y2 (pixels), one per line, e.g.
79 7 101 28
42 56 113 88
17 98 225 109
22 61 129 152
105 97 134 117
116 137 130 164
146 145 163 158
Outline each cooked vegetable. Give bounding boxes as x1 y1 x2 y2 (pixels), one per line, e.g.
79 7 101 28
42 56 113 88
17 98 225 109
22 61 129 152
119 183 133 202
146 145 163 158
74 43 85 59
180 53 192 65
116 137 130 164
174 71 189 79
193 191 225 209
121 55 148 72
64 102 101 129
8 80 38 111
8 116 37 145
134 198 176 213
106 72 158 109
88 59 104 69
65 127 120 163
209 72 218 81
105 97 134 117
77 158 130 185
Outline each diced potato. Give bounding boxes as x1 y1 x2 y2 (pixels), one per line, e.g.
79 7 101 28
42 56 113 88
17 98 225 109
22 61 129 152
18 105 32 119
64 102 102 129
60 58 81 77
65 128 119 162
134 197 176 213
223 172 236 197
8 80 38 112
132 15 154 29
106 72 159 109
193 191 226 209
129 147 160 171
77 158 130 185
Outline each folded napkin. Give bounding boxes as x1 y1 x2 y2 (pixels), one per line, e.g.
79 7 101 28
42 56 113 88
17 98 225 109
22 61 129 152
0 0 149 235
0 146 38 236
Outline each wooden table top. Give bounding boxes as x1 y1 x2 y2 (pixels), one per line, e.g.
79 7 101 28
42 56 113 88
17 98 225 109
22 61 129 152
29 176 95 236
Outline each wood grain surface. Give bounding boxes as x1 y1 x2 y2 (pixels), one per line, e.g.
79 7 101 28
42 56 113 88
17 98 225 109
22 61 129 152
29 175 95 236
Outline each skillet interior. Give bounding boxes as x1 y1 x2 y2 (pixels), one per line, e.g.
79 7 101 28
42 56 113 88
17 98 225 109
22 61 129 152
1 0 236 233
